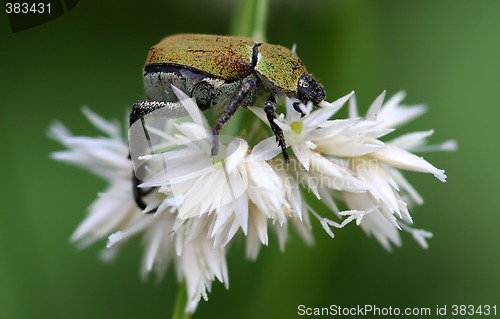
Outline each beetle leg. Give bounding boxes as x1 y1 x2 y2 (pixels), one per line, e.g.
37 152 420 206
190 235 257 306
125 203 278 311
292 102 306 117
131 172 150 211
129 100 173 213
129 100 171 127
264 96 290 163
211 79 256 156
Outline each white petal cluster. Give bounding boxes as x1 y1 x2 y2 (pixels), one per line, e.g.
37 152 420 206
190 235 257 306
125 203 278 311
251 91 453 250
50 88 453 312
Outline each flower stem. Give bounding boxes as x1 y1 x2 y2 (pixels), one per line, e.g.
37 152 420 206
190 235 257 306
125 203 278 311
252 0 268 42
171 281 191 319
230 0 269 41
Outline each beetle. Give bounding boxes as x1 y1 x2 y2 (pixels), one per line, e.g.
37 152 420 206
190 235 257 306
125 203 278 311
129 34 326 211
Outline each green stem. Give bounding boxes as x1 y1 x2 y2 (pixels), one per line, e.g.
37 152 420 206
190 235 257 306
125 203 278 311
230 0 254 37
171 281 191 319
252 0 269 42
230 0 269 40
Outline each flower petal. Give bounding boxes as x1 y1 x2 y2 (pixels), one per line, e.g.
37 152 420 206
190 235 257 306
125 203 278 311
247 136 282 162
366 90 386 119
372 145 447 182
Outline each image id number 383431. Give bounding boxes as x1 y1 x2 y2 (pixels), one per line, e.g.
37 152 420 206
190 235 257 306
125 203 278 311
451 304 497 316
5 2 51 14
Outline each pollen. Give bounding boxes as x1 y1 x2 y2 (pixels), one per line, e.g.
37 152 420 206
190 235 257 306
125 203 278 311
290 121 303 134
212 157 225 170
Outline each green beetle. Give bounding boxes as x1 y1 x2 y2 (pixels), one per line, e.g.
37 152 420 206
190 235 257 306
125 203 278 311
129 34 326 210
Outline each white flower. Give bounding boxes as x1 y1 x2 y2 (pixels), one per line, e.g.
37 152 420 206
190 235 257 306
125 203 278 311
50 88 322 313
50 85 453 313
337 91 453 249
248 91 452 250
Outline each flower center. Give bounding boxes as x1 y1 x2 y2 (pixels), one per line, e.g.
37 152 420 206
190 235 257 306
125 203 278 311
290 121 303 135
212 157 225 170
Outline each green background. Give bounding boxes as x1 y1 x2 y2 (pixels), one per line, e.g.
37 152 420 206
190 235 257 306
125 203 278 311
1 0 499 318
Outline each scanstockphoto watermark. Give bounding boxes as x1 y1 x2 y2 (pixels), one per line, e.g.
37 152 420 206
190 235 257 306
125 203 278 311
297 304 433 317
273 156 380 189
297 304 498 317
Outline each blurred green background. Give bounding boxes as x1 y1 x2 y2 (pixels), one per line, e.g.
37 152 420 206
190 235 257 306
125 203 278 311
1 0 499 318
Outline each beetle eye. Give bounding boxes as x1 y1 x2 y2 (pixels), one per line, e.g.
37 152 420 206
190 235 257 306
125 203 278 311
299 79 310 88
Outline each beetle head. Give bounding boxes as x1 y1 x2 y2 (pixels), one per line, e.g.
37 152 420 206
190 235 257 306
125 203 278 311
297 72 325 106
